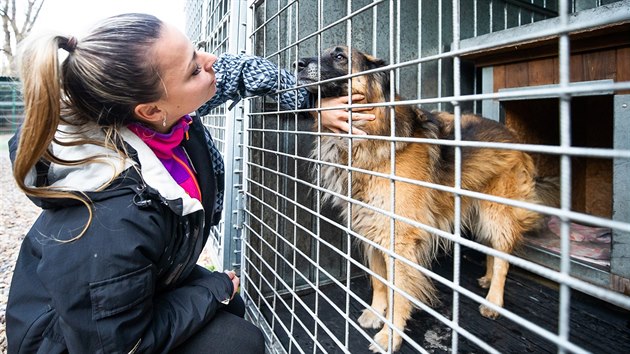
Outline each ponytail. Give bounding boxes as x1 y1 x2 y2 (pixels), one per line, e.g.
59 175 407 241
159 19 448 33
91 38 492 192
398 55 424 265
14 33 64 194
13 33 93 241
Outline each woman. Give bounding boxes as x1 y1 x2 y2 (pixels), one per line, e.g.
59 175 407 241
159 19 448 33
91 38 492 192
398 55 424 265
6 13 373 354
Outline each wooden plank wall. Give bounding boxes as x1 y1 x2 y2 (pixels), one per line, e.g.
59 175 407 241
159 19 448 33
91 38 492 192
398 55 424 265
493 46 630 90
492 46 629 217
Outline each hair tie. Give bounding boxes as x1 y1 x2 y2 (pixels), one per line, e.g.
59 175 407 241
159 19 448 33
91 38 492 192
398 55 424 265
61 36 78 52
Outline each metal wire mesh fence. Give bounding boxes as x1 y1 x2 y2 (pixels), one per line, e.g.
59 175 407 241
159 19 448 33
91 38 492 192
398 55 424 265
186 0 630 352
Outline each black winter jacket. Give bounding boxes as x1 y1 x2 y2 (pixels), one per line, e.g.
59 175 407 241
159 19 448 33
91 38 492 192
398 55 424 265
6 117 234 354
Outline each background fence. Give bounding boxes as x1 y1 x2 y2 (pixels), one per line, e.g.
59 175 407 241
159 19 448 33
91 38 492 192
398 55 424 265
0 78 22 135
186 0 630 352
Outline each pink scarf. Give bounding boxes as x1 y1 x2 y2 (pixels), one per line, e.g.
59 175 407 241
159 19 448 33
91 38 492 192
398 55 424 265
128 115 201 201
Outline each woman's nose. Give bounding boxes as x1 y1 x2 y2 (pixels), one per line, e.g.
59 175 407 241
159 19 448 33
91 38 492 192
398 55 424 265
203 53 218 71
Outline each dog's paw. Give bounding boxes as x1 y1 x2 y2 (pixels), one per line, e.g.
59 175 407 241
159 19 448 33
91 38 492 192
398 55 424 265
477 276 491 289
358 308 384 329
479 304 501 319
369 329 403 353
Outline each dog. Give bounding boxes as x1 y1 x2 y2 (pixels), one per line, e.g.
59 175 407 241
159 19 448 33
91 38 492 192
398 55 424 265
296 46 558 352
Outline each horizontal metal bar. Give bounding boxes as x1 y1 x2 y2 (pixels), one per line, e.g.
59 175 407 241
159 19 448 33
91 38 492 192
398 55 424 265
504 0 559 17
245 125 630 160
498 80 616 100
258 72 630 105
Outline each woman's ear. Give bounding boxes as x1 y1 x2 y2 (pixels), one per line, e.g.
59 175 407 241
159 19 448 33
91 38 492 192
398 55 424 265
134 103 163 124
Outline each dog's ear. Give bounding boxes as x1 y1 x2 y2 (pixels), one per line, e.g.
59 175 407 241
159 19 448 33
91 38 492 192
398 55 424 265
365 54 387 69
361 53 391 101
413 106 431 122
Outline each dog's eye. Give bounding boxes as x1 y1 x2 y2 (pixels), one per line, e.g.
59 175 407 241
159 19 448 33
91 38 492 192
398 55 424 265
333 53 346 60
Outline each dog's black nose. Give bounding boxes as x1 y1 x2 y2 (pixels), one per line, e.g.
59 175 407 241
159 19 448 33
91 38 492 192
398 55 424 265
295 59 307 72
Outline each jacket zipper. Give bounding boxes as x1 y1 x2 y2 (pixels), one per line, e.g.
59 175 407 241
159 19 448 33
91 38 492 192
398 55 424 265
128 338 141 354
172 151 202 200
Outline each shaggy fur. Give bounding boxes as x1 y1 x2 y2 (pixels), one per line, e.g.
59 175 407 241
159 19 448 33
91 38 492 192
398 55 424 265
297 46 558 352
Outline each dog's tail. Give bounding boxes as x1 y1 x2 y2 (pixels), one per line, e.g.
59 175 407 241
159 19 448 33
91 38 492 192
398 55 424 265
535 176 560 208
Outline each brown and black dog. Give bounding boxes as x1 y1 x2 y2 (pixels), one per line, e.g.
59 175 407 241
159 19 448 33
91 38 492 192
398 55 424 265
296 46 558 352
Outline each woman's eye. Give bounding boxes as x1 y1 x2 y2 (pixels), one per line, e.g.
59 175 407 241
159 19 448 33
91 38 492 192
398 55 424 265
192 64 202 76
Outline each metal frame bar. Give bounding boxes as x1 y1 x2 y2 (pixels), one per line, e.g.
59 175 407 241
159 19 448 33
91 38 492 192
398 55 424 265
186 0 249 273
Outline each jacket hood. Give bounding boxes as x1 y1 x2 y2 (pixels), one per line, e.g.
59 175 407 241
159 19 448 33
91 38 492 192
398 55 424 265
9 122 204 216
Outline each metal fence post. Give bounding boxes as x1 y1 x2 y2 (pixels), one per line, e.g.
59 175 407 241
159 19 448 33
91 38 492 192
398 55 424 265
220 0 249 273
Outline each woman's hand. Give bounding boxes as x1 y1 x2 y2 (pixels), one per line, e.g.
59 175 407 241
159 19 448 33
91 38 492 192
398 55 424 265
318 94 375 135
224 270 240 299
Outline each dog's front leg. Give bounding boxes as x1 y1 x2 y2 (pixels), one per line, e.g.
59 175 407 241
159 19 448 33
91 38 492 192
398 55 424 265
369 255 411 353
369 235 438 353
358 247 388 329
478 254 494 288
479 255 508 319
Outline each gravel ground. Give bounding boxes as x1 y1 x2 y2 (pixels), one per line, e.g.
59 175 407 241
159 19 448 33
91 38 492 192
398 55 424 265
0 134 215 353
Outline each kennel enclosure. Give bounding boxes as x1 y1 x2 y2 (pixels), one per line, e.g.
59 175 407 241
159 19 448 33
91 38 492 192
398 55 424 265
185 0 630 352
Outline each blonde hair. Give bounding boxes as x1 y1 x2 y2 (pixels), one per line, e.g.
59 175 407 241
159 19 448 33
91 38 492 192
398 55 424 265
13 13 164 241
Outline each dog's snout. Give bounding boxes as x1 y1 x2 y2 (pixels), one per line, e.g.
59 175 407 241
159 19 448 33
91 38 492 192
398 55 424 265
295 57 319 83
295 53 343 96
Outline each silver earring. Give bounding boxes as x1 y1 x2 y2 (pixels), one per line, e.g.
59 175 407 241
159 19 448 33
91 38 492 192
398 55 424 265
162 115 167 127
